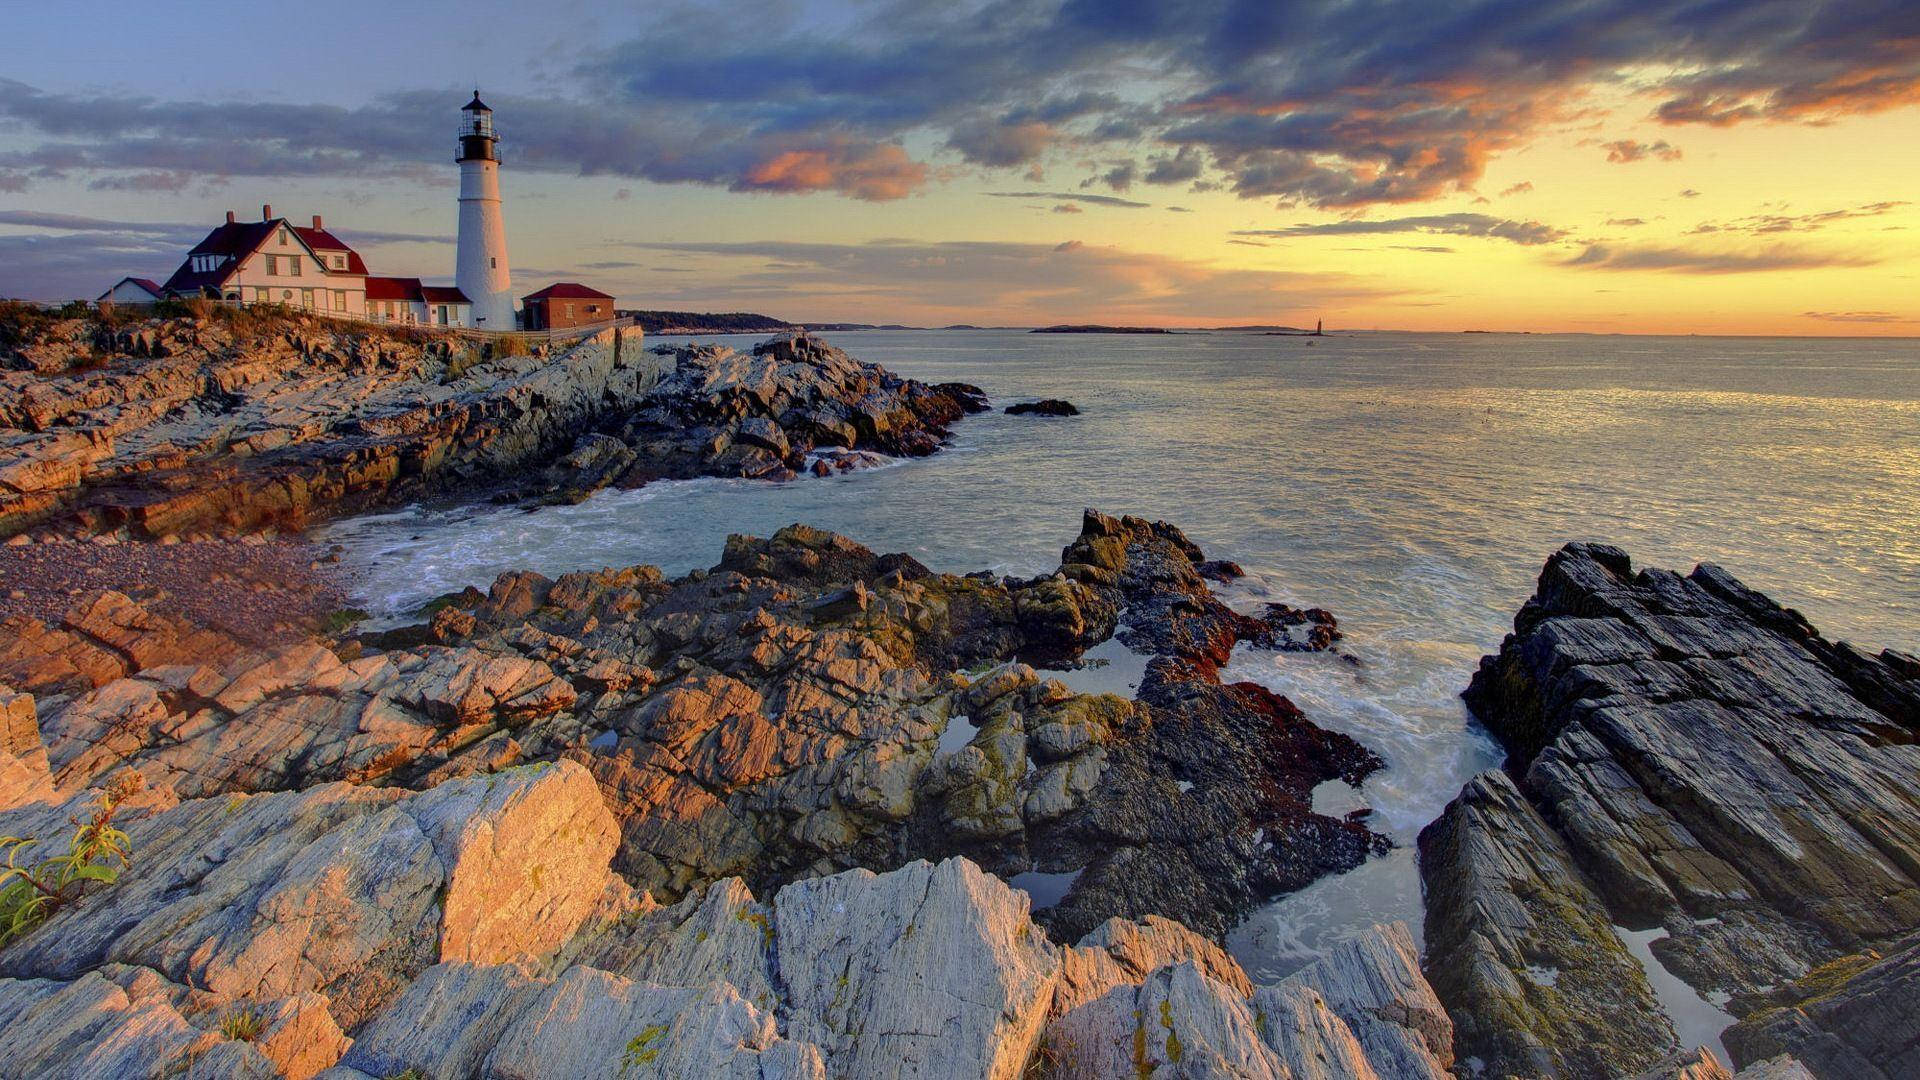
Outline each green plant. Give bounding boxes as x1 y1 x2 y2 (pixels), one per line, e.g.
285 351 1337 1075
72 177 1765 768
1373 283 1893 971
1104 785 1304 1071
0 787 133 948
385 1070 427 1080
442 346 482 383
320 608 370 635
218 1006 266 1042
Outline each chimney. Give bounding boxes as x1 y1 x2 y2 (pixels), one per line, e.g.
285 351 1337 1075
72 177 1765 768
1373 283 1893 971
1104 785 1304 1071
225 210 236 224
262 204 273 221
312 214 324 230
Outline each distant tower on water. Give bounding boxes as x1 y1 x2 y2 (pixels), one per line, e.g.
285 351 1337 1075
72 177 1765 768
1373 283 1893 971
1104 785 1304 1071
455 91 514 328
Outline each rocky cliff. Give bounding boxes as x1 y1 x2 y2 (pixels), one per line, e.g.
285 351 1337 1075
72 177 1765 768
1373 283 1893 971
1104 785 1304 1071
0 309 982 539
1423 543 1920 1079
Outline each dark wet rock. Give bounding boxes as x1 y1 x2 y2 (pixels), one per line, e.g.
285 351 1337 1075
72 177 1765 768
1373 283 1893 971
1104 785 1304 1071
936 381 992 413
1419 769 1677 1078
1723 933 1920 1079
18 509 1383 949
1195 558 1244 582
1427 542 1920 1079
1005 398 1079 416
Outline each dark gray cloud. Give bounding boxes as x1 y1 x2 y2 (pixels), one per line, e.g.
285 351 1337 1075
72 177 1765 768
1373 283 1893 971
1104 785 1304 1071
1144 147 1205 185
1688 201 1909 235
1234 213 1566 246
1 1 1915 208
1802 310 1910 322
1564 243 1879 273
986 190 1151 208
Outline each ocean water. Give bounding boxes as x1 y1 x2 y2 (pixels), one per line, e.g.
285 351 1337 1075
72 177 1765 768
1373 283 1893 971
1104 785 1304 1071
323 328 1920 982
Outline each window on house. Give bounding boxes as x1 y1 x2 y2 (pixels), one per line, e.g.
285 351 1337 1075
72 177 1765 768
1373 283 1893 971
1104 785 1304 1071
564 303 575 319
264 255 277 276
490 257 496 268
301 289 315 308
333 255 346 269
333 290 347 311
279 230 290 246
289 258 301 277
254 287 269 303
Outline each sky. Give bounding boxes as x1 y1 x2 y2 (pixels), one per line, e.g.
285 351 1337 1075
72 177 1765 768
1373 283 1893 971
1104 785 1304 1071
1 0 1917 334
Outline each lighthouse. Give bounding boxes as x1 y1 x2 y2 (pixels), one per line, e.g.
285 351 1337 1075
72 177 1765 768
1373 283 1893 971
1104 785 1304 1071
455 92 514 329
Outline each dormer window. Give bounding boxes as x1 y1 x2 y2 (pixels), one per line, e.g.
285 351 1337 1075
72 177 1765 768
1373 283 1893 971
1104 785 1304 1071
332 255 347 270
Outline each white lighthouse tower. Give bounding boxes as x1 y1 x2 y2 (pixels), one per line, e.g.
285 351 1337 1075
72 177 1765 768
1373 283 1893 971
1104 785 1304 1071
455 91 514 329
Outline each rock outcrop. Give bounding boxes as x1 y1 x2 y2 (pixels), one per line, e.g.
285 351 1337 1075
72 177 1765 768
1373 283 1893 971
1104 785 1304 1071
0 311 981 538
0 760 1439 1077
1423 542 1920 1078
1005 399 1079 417
6 511 1380 948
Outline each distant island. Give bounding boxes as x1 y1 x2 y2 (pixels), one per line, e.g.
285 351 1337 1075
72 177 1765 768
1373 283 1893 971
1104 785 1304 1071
619 310 797 334
1031 324 1175 334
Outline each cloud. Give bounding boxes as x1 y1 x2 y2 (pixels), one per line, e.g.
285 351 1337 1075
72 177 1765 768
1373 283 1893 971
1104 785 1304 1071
2 1 1915 209
1052 203 1083 214
1086 162 1137 192
1564 243 1879 273
1802 310 1911 323
1688 201 1909 235
1144 147 1206 185
734 138 927 200
1605 217 1648 226
946 119 1056 167
1603 139 1682 163
1166 206 1193 212
1679 189 1703 198
986 190 1150 208
1499 181 1534 197
1234 212 1566 246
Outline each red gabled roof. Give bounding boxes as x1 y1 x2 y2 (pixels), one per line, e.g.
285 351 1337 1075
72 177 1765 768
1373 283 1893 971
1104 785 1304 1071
160 219 279 294
294 227 369 275
365 276 423 302
128 277 162 294
419 285 470 304
522 282 613 301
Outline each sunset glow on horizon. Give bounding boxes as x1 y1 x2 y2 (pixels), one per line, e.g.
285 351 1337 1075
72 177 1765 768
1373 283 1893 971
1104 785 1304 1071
2 0 1917 335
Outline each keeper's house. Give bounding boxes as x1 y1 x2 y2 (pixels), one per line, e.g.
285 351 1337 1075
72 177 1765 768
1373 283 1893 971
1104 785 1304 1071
153 205 473 327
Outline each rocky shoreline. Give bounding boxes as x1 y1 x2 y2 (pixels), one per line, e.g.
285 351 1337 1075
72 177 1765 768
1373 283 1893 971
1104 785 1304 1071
0 309 983 539
0 507 1439 1078
2 305 1914 1078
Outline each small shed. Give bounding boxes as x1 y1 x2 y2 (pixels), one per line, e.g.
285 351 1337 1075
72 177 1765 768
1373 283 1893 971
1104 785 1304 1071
98 277 164 305
521 282 615 331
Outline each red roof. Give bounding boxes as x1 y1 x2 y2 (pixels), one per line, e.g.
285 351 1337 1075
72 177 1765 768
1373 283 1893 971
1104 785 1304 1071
364 276 423 302
522 282 614 301
364 278 469 305
160 219 281 294
293 227 369 275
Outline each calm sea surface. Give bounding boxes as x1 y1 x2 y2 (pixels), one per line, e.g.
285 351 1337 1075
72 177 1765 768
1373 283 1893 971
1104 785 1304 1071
324 329 1920 982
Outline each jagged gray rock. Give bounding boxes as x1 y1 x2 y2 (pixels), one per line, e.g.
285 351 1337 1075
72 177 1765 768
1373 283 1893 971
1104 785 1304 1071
1429 542 1920 1079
